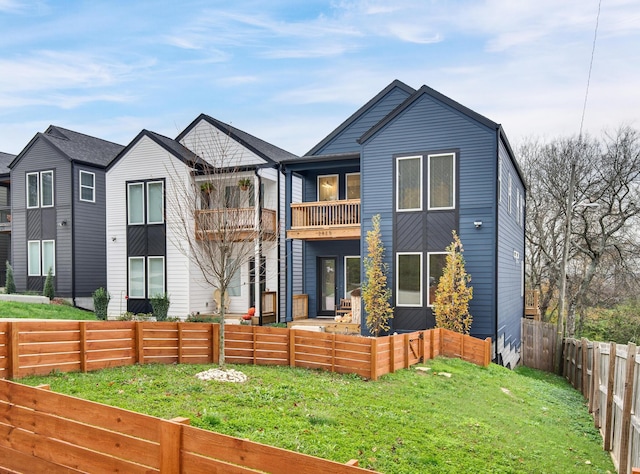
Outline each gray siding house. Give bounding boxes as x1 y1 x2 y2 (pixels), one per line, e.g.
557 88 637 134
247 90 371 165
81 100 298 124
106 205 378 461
9 126 123 308
283 80 525 367
0 152 14 286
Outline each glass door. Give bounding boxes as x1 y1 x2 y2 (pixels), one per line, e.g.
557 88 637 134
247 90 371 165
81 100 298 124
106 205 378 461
318 257 336 315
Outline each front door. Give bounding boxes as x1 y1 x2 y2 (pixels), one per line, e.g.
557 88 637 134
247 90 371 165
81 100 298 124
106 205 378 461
318 257 336 316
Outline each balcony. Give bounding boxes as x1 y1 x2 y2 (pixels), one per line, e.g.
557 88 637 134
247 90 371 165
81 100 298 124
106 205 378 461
0 207 10 233
195 208 277 242
287 199 360 241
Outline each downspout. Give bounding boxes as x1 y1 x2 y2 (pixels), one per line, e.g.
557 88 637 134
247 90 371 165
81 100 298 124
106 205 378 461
254 170 262 322
276 165 282 323
493 128 500 363
71 160 76 306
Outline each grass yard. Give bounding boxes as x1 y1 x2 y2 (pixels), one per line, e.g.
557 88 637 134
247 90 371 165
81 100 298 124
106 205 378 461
20 358 614 473
0 300 96 319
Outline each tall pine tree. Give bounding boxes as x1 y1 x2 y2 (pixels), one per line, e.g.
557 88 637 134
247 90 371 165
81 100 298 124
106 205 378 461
362 214 393 336
433 230 473 334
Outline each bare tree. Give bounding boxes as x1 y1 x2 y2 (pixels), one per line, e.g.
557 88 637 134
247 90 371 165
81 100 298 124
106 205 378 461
521 126 640 335
166 130 277 365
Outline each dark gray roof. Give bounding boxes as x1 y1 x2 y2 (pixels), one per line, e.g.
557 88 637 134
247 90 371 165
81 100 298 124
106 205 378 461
40 125 124 167
177 114 299 165
0 152 16 176
107 129 202 171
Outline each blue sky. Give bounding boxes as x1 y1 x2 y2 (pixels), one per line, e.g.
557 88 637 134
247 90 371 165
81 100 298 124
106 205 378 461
0 0 638 156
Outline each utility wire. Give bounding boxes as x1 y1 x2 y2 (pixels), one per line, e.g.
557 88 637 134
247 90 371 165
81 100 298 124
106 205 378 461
579 0 603 138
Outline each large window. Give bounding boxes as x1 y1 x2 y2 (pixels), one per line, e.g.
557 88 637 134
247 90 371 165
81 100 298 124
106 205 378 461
396 252 422 306
428 153 455 210
318 175 338 201
428 252 448 306
127 180 164 225
228 259 241 297
396 156 422 211
27 240 55 276
79 171 95 202
346 173 360 200
128 256 165 298
344 256 360 297
26 170 54 208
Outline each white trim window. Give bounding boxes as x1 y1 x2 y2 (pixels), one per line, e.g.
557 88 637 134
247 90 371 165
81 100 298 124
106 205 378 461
27 241 41 276
396 252 422 306
79 170 95 203
26 170 54 208
428 153 455 210
498 156 502 203
27 240 55 276
508 174 513 214
344 255 361 297
427 252 448 307
227 259 241 297
129 256 165 299
317 174 338 201
396 156 422 211
147 256 165 298
147 181 164 224
128 257 145 298
346 173 360 200
128 183 144 225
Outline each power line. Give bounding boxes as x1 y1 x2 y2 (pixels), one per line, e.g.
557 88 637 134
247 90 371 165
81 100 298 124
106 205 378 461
579 0 603 138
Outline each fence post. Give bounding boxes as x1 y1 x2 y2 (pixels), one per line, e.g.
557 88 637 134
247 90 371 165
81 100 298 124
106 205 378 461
604 342 617 451
590 342 600 419
289 329 296 368
253 326 258 365
619 343 636 474
177 323 183 364
484 338 492 367
80 322 87 373
389 335 395 373
582 338 589 398
135 322 144 364
371 338 378 381
212 324 219 364
404 333 410 369
7 322 19 379
159 418 183 473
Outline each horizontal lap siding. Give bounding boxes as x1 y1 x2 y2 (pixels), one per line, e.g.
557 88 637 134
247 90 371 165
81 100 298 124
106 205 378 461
497 139 525 366
362 94 497 337
11 139 72 295
316 88 412 155
292 176 303 294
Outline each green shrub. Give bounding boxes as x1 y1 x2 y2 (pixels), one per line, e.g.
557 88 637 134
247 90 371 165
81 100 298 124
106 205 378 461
186 312 221 323
117 312 153 321
43 268 55 300
150 293 170 321
5 261 15 294
92 287 110 320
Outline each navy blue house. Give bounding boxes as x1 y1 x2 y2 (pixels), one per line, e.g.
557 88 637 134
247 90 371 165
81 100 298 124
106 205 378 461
283 80 525 367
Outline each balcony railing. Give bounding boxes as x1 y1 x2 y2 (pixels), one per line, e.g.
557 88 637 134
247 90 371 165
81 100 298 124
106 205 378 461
288 199 360 240
0 207 10 233
195 208 277 241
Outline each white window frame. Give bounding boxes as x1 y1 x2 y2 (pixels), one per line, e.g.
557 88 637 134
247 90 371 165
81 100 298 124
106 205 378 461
27 241 41 276
346 173 361 200
40 170 54 208
128 257 145 298
42 240 55 276
227 259 241 297
396 156 423 212
147 256 165 298
26 172 39 209
317 174 339 201
498 156 502 203
428 153 456 211
79 170 95 203
146 181 164 224
427 251 449 307
508 174 513 214
396 252 423 307
344 255 361 297
127 182 145 225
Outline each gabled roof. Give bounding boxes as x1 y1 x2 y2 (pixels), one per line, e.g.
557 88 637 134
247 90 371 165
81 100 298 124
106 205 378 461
176 114 298 165
0 152 16 177
358 84 499 145
107 129 202 171
9 125 124 170
305 79 416 156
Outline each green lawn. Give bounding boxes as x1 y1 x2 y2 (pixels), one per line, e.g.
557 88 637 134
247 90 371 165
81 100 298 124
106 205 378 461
21 358 615 473
0 300 96 319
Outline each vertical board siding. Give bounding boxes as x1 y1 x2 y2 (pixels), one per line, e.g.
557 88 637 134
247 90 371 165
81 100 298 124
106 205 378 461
496 138 525 366
316 87 413 155
362 93 497 337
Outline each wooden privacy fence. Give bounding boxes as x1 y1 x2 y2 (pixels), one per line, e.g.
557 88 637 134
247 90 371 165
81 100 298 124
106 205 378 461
564 338 640 474
0 321 491 381
0 379 371 473
521 319 556 371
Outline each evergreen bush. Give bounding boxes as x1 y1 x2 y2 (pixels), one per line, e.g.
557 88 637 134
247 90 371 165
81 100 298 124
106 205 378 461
92 287 111 320
150 293 170 321
5 261 15 294
43 268 55 300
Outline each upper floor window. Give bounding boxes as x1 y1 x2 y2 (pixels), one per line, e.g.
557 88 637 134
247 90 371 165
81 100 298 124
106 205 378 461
318 175 338 201
346 173 360 200
79 171 95 203
508 174 513 214
428 153 455 210
128 180 164 225
27 170 54 209
396 156 422 211
397 252 422 306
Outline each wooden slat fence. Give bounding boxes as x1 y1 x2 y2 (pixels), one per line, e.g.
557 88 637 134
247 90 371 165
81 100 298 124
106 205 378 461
0 321 491 382
0 379 371 473
564 337 640 474
521 319 556 372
